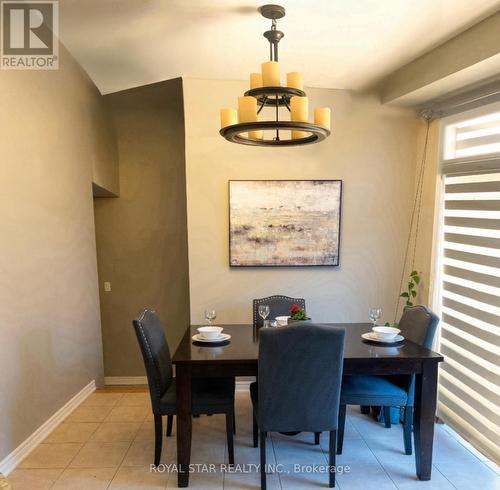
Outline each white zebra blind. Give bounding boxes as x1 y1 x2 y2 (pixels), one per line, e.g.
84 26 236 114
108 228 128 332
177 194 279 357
438 105 500 464
444 110 500 160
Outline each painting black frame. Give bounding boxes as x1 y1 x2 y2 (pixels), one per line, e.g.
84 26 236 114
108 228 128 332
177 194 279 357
228 179 343 267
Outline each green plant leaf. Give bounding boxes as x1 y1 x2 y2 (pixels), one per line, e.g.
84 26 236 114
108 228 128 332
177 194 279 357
400 292 409 298
406 300 413 306
411 290 417 297
408 281 414 289
414 275 420 284
411 270 418 277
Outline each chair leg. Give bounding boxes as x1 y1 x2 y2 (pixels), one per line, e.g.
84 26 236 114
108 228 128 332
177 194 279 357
233 411 236 435
154 414 163 467
337 404 346 455
253 411 258 448
314 432 321 445
166 415 173 437
329 430 337 487
383 406 392 428
226 412 235 465
403 405 413 455
260 431 267 490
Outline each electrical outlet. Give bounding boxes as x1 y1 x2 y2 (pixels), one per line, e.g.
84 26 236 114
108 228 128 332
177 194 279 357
104 281 111 292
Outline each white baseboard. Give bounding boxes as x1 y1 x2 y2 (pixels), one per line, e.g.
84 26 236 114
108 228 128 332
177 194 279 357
0 380 96 476
236 380 251 392
104 376 251 392
104 376 148 386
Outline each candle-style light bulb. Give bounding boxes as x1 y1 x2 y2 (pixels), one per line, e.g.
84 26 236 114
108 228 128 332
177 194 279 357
262 61 280 86
314 107 331 130
290 96 309 139
287 72 303 90
250 73 263 89
238 96 262 139
220 108 237 128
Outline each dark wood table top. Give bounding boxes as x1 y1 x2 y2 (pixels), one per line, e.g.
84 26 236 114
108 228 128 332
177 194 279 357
172 323 444 365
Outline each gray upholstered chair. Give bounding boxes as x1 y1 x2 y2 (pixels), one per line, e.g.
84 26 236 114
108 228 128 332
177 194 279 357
133 309 236 466
251 323 345 489
252 295 306 327
338 305 439 455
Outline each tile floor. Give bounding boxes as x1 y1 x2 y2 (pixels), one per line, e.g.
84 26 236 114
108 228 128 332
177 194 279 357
6 390 499 489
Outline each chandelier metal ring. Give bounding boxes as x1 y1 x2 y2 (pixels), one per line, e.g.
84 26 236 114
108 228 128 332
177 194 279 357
220 121 330 146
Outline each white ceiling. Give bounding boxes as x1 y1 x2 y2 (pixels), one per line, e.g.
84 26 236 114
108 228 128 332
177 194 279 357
59 0 500 94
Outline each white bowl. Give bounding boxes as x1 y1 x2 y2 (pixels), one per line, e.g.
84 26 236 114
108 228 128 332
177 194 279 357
197 326 223 339
372 326 401 340
275 316 290 327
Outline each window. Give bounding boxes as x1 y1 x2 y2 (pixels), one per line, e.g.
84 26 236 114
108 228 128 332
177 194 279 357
444 109 500 160
436 103 500 464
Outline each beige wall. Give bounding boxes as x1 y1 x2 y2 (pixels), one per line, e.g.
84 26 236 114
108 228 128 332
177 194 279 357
184 79 423 325
0 45 114 461
94 78 190 377
410 120 441 310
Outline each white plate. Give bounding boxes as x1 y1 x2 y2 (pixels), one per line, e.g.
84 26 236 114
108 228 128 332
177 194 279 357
192 333 231 343
362 332 404 343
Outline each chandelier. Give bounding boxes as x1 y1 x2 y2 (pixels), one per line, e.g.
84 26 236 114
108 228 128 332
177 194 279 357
219 4 331 147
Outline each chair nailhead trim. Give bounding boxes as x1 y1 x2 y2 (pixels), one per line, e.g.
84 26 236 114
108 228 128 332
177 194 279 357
137 321 163 405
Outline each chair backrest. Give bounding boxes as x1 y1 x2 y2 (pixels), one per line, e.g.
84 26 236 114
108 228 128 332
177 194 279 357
253 295 306 327
399 305 439 349
258 322 345 432
132 309 173 413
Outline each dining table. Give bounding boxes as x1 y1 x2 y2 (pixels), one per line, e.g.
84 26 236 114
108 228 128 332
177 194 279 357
172 323 444 487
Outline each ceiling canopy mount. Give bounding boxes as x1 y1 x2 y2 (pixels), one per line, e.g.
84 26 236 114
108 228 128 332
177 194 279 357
258 4 286 20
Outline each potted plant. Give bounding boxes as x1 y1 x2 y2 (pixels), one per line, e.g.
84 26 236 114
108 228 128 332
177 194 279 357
288 304 311 324
385 270 422 328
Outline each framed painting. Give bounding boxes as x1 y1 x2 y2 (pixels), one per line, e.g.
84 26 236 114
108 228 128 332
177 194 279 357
229 180 342 267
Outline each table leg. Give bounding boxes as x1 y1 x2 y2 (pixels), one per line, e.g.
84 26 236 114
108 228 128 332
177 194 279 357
413 361 438 480
176 364 192 487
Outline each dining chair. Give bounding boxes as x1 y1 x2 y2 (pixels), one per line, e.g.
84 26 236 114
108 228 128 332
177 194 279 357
337 305 439 455
133 309 236 466
251 322 345 489
252 295 306 327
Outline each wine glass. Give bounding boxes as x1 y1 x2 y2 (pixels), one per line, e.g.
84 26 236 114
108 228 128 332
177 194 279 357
258 305 270 326
369 307 382 327
204 308 216 326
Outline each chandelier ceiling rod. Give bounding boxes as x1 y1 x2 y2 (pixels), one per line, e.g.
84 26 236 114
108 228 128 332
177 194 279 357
261 5 285 140
261 4 285 62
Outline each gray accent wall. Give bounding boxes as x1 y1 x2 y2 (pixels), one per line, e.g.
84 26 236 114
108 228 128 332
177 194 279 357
94 78 190 377
0 44 116 461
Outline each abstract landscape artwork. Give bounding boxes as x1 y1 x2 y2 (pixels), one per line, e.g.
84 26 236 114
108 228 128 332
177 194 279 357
229 180 342 266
